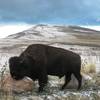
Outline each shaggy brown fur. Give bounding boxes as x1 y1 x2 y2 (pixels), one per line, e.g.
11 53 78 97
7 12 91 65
9 44 82 92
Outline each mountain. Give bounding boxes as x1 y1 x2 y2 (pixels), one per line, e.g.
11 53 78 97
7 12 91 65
6 24 100 40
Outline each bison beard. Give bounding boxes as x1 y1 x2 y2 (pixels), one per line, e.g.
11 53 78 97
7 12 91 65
9 44 82 92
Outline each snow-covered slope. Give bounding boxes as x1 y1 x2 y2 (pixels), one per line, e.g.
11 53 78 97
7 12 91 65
6 24 65 39
6 24 100 40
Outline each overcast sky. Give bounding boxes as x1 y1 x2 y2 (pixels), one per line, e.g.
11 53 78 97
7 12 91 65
0 0 100 38
0 0 100 25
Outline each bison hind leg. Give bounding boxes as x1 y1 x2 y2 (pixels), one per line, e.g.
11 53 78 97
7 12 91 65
73 72 82 90
61 72 72 90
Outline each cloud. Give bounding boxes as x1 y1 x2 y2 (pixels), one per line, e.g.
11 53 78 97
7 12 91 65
0 0 100 25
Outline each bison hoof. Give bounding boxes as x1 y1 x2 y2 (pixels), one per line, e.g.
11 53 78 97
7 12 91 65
38 87 43 92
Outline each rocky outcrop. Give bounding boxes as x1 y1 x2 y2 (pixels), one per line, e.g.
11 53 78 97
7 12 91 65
0 74 34 93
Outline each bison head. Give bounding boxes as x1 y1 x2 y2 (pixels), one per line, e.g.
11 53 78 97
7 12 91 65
9 56 25 80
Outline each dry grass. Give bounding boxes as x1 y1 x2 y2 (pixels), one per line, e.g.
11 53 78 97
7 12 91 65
0 63 15 100
81 63 96 74
0 91 16 100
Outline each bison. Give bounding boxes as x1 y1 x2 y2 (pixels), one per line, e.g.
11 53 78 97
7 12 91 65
9 44 82 92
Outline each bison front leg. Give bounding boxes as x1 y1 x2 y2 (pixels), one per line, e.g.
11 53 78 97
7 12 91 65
38 71 48 92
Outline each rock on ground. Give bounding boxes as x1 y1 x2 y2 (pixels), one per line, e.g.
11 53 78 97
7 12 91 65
0 74 34 93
